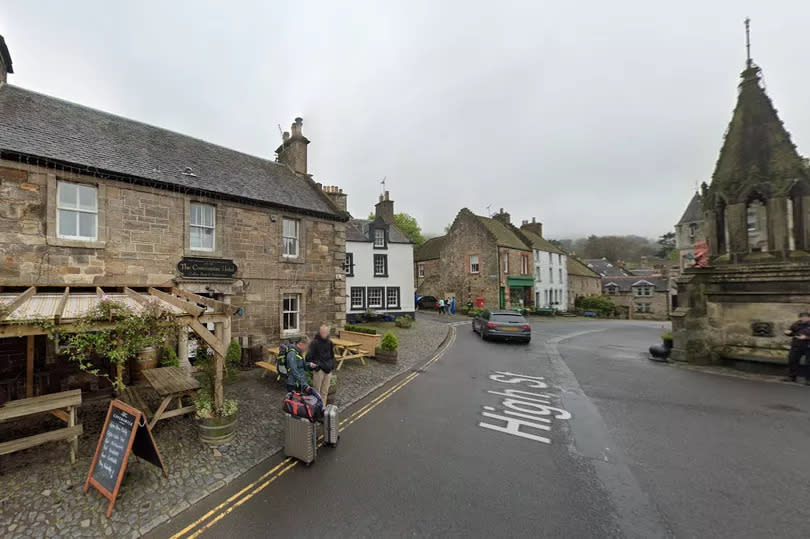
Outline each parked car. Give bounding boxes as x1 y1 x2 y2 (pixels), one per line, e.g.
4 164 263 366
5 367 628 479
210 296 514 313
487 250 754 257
417 295 439 310
472 310 531 343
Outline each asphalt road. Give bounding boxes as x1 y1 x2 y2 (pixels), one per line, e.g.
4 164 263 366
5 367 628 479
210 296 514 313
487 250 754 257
150 318 810 539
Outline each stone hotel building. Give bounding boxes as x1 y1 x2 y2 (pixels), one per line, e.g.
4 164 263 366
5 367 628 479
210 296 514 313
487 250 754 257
0 36 348 377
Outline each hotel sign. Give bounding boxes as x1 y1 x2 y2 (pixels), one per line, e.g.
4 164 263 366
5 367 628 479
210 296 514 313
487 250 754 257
177 257 238 279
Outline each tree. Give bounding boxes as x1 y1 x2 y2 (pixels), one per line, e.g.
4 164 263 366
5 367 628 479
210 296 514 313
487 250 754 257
368 212 426 246
656 232 676 259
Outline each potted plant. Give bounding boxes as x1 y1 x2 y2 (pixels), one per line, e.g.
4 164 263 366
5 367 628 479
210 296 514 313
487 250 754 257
194 339 241 445
661 332 674 350
375 331 399 364
394 315 413 329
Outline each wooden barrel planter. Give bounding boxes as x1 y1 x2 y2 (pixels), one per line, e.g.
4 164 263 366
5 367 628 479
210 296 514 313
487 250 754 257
131 346 159 383
375 348 398 364
197 414 238 445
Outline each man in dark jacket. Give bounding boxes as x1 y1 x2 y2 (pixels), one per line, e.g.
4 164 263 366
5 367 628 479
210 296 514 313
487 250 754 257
784 312 810 384
308 325 335 405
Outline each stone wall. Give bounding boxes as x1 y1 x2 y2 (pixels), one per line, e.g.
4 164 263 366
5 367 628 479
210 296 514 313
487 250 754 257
568 274 601 308
672 263 810 364
415 258 440 297
0 160 346 346
440 211 500 308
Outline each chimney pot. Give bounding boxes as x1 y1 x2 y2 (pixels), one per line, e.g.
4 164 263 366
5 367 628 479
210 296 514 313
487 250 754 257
532 217 536 223
275 117 309 174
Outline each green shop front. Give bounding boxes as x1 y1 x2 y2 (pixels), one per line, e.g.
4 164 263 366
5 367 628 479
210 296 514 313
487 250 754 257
502 276 534 309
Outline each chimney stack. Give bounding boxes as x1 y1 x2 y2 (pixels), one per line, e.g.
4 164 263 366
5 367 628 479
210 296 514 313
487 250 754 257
521 217 543 238
0 36 13 86
492 208 511 225
275 117 309 174
321 185 348 212
375 190 394 224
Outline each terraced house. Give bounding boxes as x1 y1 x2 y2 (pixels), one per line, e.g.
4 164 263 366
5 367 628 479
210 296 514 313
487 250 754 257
0 37 348 393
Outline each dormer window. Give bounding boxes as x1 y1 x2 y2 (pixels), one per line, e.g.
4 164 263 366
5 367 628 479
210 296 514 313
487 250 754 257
605 284 618 295
374 228 386 248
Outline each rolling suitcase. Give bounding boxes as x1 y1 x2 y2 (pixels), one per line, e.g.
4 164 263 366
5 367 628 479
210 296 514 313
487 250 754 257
284 413 317 465
323 404 339 447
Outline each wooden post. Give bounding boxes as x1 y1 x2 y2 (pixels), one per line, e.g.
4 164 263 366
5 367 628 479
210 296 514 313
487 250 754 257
68 405 77 464
213 322 225 410
177 329 190 371
26 335 34 398
223 297 232 352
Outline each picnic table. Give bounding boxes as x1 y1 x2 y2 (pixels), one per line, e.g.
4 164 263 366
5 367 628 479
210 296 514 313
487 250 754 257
123 367 200 430
331 338 367 370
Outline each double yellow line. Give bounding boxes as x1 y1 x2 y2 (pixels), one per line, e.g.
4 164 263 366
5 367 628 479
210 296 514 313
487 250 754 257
171 327 457 539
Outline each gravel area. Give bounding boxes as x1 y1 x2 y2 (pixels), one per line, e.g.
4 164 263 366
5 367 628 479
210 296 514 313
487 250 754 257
0 318 449 538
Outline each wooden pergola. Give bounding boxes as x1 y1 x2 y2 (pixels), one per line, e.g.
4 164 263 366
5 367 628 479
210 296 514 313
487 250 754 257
0 286 237 404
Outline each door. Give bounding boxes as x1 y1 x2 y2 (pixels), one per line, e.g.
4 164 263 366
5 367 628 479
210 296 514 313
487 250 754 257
499 287 505 309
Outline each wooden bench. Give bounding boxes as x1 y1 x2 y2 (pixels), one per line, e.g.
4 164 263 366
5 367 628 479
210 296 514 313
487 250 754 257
0 389 83 464
256 360 280 380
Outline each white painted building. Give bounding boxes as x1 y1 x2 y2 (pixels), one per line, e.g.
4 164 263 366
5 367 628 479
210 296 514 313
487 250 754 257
344 192 415 322
519 222 568 311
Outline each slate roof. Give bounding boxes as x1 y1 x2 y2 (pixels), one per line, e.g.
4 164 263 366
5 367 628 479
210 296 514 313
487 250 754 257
708 62 808 204
346 218 411 244
602 275 667 292
0 85 343 219
567 257 601 279
584 258 629 277
519 229 565 255
477 216 530 251
677 193 702 225
414 236 446 261
627 268 656 276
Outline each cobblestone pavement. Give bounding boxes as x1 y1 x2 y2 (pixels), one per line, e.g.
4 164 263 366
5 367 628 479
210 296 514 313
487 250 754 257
0 318 449 539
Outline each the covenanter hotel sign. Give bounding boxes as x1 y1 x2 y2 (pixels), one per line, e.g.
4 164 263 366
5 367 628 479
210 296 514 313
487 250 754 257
177 258 238 279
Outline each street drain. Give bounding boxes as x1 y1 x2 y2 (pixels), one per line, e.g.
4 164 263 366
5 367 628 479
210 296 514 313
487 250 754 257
765 403 804 413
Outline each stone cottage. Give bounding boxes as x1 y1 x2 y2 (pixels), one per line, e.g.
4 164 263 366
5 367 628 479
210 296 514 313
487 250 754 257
673 45 810 365
344 191 415 322
674 192 705 269
0 38 348 396
414 208 533 309
566 256 602 309
603 276 669 320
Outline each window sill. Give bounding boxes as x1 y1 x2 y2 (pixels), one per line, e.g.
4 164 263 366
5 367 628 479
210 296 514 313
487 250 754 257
184 249 223 258
47 237 106 249
280 256 305 265
373 274 389 278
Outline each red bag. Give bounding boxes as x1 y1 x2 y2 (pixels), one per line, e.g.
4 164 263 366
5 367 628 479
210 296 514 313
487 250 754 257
282 389 323 421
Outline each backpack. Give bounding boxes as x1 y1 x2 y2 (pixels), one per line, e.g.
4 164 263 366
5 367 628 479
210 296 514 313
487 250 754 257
282 388 324 422
276 343 293 376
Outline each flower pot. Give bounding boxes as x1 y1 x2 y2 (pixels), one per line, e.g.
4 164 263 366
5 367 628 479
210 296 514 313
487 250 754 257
662 337 674 350
131 346 159 384
375 348 398 364
197 413 238 445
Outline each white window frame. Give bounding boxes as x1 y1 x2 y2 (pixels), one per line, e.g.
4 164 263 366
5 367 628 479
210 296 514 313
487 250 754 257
374 254 388 276
386 287 400 309
418 263 425 278
56 181 98 241
350 287 365 310
282 294 300 334
374 228 386 248
345 253 354 276
367 287 384 309
283 218 300 258
469 255 480 274
521 255 529 275
189 202 216 252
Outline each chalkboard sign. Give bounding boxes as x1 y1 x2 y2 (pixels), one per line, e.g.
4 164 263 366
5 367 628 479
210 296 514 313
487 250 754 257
177 257 238 279
84 400 166 518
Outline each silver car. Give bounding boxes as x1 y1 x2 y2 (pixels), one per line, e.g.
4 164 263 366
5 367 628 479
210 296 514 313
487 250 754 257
472 310 531 343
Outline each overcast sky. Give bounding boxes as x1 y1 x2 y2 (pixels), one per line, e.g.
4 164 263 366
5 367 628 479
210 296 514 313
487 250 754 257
3 1 810 238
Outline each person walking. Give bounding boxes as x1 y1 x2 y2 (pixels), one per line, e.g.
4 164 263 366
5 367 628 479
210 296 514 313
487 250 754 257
783 311 810 384
438 298 445 315
308 325 335 406
286 335 315 392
